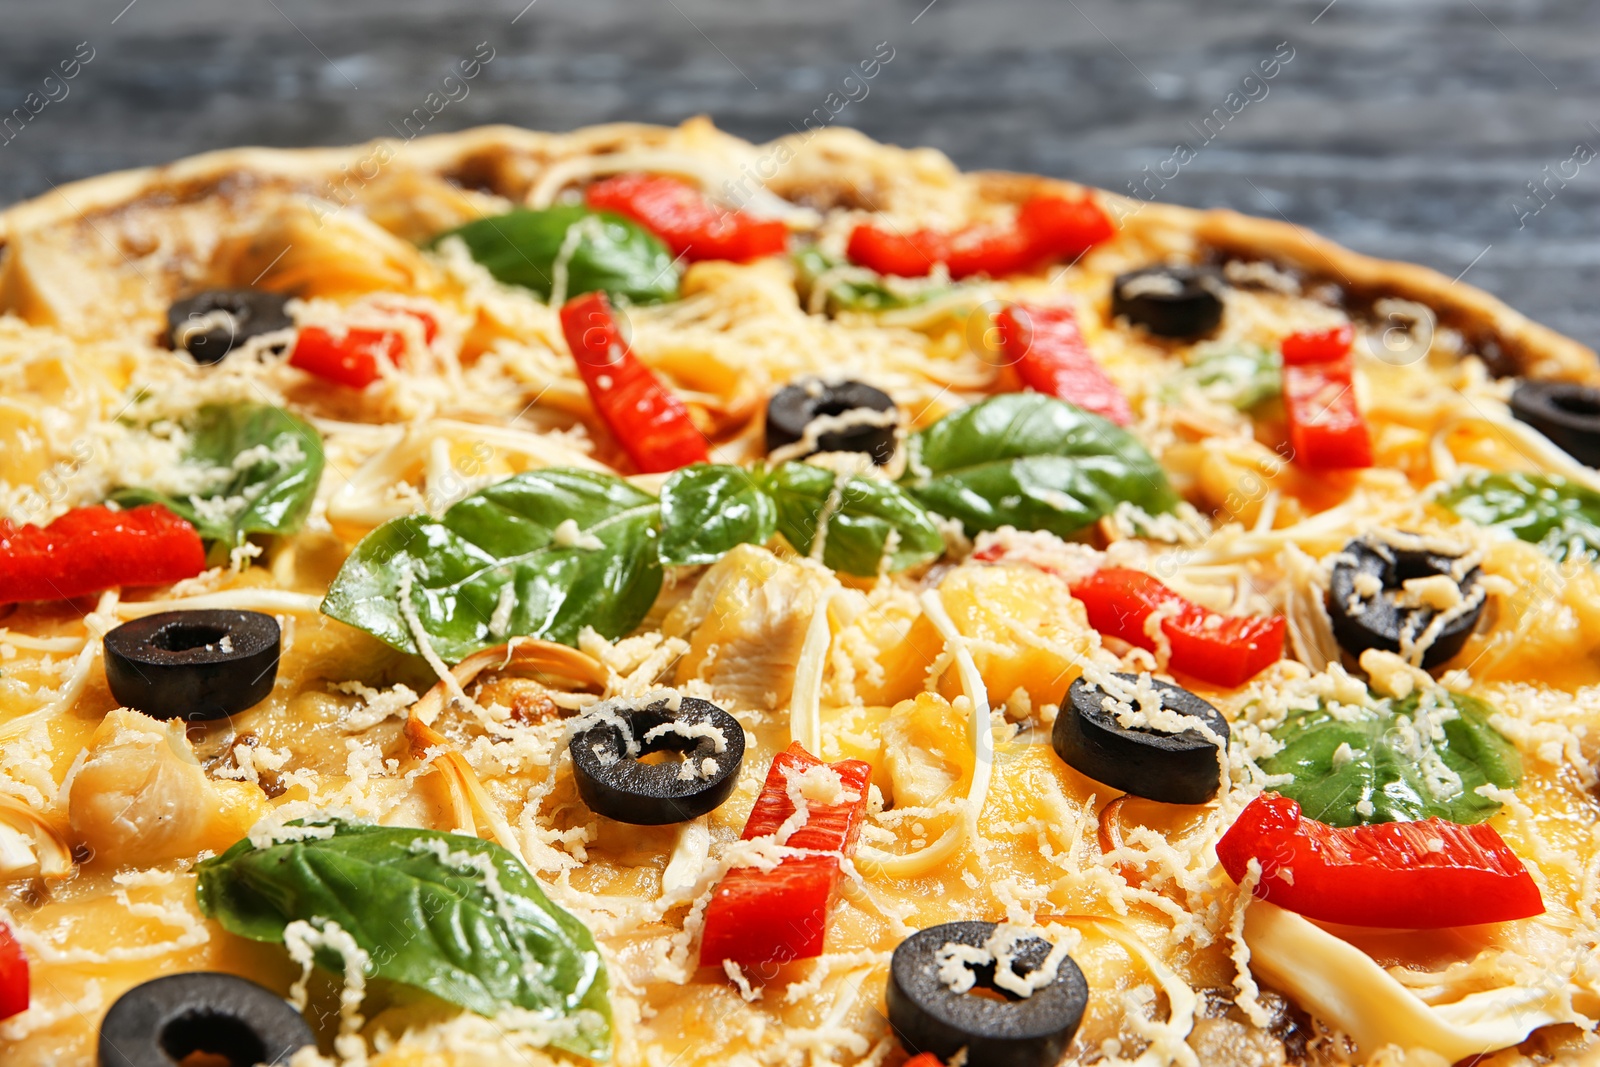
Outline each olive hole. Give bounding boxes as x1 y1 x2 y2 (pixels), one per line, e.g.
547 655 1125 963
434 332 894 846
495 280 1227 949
963 985 1012 1003
636 750 679 766
1551 392 1600 418
812 398 857 418
154 624 231 653
160 1010 267 1067
1391 556 1445 584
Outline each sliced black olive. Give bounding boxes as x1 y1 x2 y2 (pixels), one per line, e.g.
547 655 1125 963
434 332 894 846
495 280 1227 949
1053 672 1229 805
1509 379 1600 467
103 610 280 721
888 921 1088 1067
765 378 898 465
1326 536 1484 669
99 971 312 1067
166 288 293 364
1111 265 1226 339
569 695 745 824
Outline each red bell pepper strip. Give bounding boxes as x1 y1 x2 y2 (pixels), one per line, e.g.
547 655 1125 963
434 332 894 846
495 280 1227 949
995 304 1132 425
846 194 1114 280
1069 567 1284 687
0 504 205 604
1280 325 1373 470
0 919 25 1022
288 308 438 390
559 291 710 474
699 743 873 967
901 1056 944 1067
1218 794 1543 928
585 173 788 263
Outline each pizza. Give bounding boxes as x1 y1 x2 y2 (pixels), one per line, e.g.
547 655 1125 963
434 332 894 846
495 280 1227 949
0 117 1598 1067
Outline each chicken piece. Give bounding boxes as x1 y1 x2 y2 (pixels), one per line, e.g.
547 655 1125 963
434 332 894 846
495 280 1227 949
68 709 266 867
875 562 1101 711
880 692 972 810
665 544 830 710
212 200 443 299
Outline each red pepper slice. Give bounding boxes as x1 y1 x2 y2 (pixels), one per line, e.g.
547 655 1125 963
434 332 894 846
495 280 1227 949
902 1056 944 1067
289 327 401 389
845 224 950 279
1280 324 1354 366
1218 794 1544 928
0 919 25 1022
996 304 1132 425
1069 567 1284 687
585 173 788 263
559 292 710 474
699 743 873 967
1280 326 1373 470
0 504 205 604
846 194 1114 279
288 308 438 389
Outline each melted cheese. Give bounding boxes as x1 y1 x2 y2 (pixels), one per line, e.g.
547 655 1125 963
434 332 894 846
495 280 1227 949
1244 903 1583 1061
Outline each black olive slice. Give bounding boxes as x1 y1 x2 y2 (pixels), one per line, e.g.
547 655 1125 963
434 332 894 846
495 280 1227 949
765 378 898 465
1053 672 1230 805
1110 265 1226 339
569 695 745 824
166 288 293 364
103 610 281 721
1326 536 1484 669
1509 380 1600 467
888 921 1088 1067
99 972 312 1067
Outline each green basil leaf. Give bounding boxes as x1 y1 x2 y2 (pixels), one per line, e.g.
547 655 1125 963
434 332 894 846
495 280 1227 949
767 462 944 577
112 403 324 546
900 393 1179 538
792 246 949 314
434 206 679 305
196 821 609 1059
1159 343 1281 410
321 468 661 661
658 464 778 567
1261 690 1521 827
1439 470 1600 563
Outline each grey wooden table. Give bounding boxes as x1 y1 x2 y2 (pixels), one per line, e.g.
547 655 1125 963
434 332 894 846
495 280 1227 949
3 0 1597 349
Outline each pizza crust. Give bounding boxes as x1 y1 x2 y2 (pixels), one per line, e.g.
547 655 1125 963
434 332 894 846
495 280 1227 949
0 118 1593 382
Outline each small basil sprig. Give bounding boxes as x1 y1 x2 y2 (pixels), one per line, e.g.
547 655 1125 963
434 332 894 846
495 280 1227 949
901 393 1178 538
196 821 610 1059
658 463 777 567
1159 343 1281 410
1260 690 1520 827
658 463 942 577
768 462 945 575
1439 470 1600 563
435 206 679 305
792 246 950 314
322 468 661 662
112 403 324 549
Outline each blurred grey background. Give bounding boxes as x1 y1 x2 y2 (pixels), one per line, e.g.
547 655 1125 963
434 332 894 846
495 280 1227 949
3 0 1598 347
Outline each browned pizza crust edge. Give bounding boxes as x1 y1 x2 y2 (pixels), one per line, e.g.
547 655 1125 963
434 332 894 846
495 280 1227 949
0 121 1591 383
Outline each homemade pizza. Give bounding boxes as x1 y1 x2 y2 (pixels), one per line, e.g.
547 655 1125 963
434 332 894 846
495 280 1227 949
0 118 1598 1067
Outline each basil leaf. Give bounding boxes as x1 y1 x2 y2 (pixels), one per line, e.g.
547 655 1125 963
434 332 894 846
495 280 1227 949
196 821 610 1059
1439 470 1600 563
900 393 1179 538
321 468 661 661
767 462 944 577
792 246 949 314
112 403 324 546
435 206 679 305
1160 343 1281 410
1261 690 1520 827
658 464 777 567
